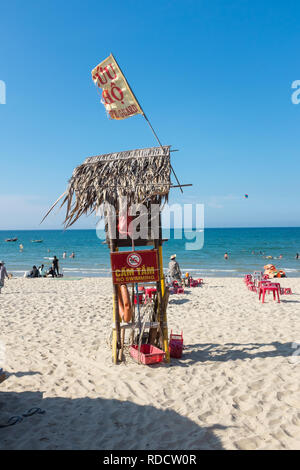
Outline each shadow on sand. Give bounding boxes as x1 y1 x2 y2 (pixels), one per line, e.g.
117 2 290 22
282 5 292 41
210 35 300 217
0 389 226 450
176 341 295 366
169 298 190 305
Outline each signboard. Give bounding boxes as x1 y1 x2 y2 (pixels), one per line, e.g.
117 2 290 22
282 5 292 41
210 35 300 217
110 250 159 284
91 54 143 120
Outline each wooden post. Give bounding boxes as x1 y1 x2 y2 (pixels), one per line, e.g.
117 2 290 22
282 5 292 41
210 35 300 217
154 239 165 350
159 214 170 362
110 235 121 364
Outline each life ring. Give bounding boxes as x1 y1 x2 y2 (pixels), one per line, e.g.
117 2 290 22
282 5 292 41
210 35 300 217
118 284 132 323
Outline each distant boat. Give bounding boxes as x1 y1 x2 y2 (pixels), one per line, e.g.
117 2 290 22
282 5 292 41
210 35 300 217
31 240 43 243
5 238 18 242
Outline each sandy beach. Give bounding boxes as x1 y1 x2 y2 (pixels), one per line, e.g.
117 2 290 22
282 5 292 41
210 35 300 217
0 276 300 450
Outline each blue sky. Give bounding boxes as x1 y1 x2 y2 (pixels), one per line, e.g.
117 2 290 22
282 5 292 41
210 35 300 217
0 0 299 229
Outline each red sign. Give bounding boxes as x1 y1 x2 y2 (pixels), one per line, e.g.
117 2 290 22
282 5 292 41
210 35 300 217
110 250 159 284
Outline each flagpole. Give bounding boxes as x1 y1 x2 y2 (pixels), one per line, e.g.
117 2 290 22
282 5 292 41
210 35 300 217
111 53 184 193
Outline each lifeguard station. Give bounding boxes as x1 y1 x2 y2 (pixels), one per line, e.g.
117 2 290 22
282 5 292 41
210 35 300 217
45 144 179 364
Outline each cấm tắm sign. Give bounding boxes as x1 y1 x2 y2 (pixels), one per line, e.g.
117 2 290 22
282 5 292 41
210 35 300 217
110 250 159 284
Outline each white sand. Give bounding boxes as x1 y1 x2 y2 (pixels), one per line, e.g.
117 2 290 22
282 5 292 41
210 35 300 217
0 276 300 450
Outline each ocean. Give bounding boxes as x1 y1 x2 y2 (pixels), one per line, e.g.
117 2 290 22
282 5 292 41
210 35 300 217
0 227 300 278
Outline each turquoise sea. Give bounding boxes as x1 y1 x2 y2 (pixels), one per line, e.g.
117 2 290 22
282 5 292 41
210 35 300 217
0 228 300 278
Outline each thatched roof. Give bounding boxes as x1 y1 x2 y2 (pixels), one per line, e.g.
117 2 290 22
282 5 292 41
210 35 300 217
43 145 171 228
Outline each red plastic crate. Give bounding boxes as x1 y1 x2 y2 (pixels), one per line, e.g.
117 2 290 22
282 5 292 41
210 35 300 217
170 330 183 344
130 344 165 365
169 331 184 358
169 341 183 358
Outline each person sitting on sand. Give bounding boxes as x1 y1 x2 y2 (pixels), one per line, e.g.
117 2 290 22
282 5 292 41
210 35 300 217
0 261 9 294
27 265 40 278
46 266 55 278
168 254 182 285
38 264 45 276
184 272 191 287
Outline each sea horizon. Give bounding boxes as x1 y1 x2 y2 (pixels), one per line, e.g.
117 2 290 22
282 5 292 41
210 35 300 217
1 227 299 279
1 226 300 230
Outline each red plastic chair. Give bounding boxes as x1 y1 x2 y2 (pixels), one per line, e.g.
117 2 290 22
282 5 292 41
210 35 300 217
259 285 280 303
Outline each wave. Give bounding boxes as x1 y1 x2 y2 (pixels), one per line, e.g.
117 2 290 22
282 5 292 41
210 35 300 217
63 267 109 272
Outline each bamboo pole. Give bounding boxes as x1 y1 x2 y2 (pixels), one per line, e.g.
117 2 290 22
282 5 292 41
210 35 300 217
111 239 121 364
159 214 170 362
154 239 164 350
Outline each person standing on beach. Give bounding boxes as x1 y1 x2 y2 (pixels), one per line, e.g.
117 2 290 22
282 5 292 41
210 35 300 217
168 254 182 285
0 261 9 294
52 256 60 276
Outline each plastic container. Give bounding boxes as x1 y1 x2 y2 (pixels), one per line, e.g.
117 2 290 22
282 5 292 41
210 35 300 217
169 331 184 358
130 344 165 365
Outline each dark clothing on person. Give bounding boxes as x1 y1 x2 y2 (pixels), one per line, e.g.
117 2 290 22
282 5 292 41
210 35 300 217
47 267 55 278
29 266 39 278
52 257 59 276
0 265 8 282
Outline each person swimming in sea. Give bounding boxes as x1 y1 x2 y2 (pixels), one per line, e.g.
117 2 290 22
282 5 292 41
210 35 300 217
224 252 229 260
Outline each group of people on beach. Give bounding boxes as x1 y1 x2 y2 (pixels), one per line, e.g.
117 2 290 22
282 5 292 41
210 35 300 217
26 256 62 278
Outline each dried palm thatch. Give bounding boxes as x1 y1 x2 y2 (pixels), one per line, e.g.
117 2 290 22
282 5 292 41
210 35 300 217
42 146 171 228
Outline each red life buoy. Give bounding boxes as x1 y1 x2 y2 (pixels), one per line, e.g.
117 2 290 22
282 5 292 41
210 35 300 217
118 284 132 323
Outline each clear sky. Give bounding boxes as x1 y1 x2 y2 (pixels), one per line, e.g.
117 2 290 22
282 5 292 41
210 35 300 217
1 0 299 229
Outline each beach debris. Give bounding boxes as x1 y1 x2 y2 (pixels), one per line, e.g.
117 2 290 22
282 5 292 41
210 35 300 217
0 407 45 428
